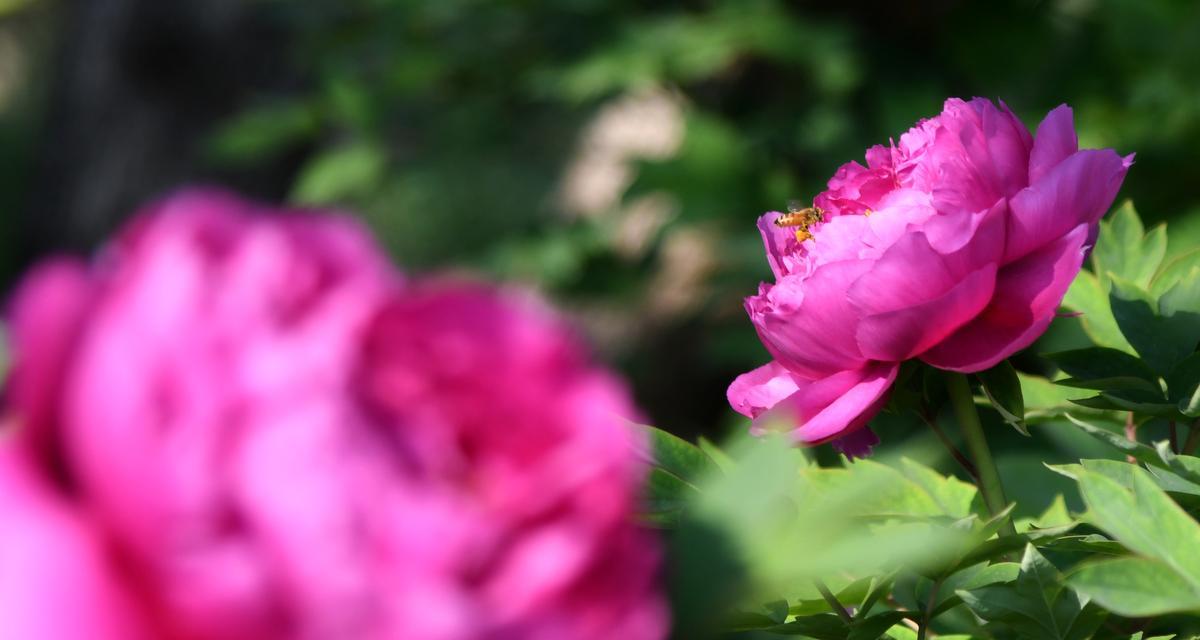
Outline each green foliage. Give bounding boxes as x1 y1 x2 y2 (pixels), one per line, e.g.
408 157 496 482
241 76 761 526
1068 466 1200 616
979 360 1028 436
957 545 1105 640
1057 203 1200 422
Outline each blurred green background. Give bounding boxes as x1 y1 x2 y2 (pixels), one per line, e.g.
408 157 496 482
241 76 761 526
1 0 1198 503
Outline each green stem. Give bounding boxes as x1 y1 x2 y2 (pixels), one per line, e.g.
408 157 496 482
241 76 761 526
917 579 941 640
813 579 853 624
946 372 1016 538
1183 419 1200 456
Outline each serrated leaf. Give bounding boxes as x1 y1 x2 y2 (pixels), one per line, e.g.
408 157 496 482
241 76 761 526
1062 414 1164 467
1062 271 1134 352
641 467 696 526
1070 551 1200 616
979 360 1027 435
957 544 1103 640
756 613 849 638
847 611 908 640
1151 248 1200 297
1020 373 1118 423
1037 534 1127 556
931 561 1020 616
1094 201 1166 288
1159 266 1200 319
1068 392 1179 417
1055 376 1163 394
1045 347 1161 389
1153 444 1200 486
1081 458 1200 498
1109 275 1199 375
1075 466 1200 587
643 425 718 488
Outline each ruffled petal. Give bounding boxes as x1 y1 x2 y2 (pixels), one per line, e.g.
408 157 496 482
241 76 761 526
750 260 871 378
855 263 997 362
788 362 899 444
757 211 812 280
0 448 148 640
727 360 800 422
920 223 1091 372
1028 104 1078 185
3 258 93 455
847 202 1004 361
1005 149 1131 262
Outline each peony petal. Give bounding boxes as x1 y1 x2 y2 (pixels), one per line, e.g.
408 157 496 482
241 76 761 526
1005 149 1131 262
979 98 1033 198
855 263 997 362
727 360 800 421
3 258 93 456
757 211 802 279
920 223 1091 372
790 362 898 444
750 260 871 378
847 202 1004 362
924 98 1030 214
0 448 148 640
1028 104 1078 185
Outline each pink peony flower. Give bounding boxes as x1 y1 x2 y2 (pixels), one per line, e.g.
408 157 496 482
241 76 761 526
729 98 1132 455
0 189 667 640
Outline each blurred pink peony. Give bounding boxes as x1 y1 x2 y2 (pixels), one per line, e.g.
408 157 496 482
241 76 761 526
729 98 1132 455
0 189 667 640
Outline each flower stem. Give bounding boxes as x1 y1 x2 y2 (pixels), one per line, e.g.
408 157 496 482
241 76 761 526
1183 419 1200 456
946 372 1016 538
814 579 853 624
919 407 980 483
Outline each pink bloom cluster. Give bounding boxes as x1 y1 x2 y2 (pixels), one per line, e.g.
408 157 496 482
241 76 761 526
729 98 1132 456
0 191 667 640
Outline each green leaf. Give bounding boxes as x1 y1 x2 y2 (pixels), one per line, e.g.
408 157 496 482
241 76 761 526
1159 265 1200 319
756 613 849 638
848 611 908 640
1062 270 1134 352
1038 534 1127 556
1070 553 1200 617
640 426 721 527
1045 347 1161 387
978 360 1027 435
1071 467 1200 615
643 425 719 487
1082 457 1200 498
1109 275 1199 376
697 436 735 472
957 544 1103 640
931 561 1020 616
206 100 320 165
1061 414 1164 467
1151 248 1200 297
291 142 387 205
1020 373 1117 423
1167 353 1200 417
641 467 695 526
1153 444 1200 486
1094 201 1167 289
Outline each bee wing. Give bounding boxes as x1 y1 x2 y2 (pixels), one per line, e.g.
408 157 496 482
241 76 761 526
786 198 804 213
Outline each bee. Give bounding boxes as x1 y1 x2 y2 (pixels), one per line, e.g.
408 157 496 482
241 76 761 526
774 200 824 242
